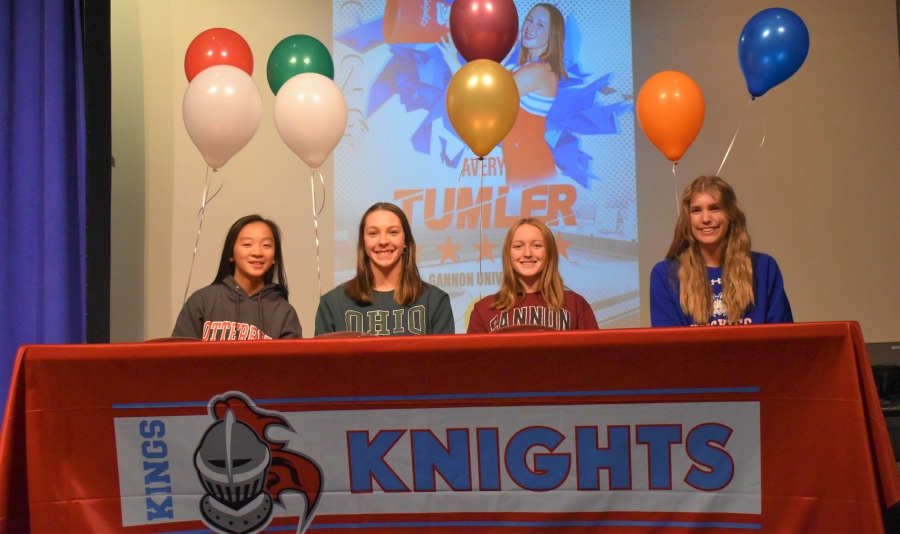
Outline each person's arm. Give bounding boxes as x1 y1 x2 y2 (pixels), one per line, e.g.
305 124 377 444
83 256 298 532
172 292 205 339
572 293 599 331
438 35 463 75
278 304 303 339
467 300 489 333
650 262 690 327
314 296 337 336
500 31 519 66
512 61 557 97
762 256 793 323
429 292 456 334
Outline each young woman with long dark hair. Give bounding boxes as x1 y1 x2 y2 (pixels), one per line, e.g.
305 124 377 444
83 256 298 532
315 202 454 336
173 214 302 340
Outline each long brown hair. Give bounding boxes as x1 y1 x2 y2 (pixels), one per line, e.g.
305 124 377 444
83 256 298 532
665 176 753 324
343 202 424 305
517 3 569 81
213 215 290 300
493 218 565 312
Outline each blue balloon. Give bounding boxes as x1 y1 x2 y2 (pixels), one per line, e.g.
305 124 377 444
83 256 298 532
738 8 809 98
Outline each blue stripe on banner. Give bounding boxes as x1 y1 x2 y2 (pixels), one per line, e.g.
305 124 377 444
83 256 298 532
306 521 763 530
114 387 759 410
161 519 762 533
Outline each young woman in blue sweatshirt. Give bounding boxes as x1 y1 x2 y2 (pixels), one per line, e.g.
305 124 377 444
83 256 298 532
649 176 792 327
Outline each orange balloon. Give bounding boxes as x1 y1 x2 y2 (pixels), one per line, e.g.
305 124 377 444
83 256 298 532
636 71 705 163
446 59 519 158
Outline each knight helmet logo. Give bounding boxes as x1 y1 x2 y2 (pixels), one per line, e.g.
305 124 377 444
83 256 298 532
193 391 324 534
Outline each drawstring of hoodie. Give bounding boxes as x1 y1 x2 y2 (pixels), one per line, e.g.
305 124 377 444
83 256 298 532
257 294 263 337
233 282 266 339
234 286 241 338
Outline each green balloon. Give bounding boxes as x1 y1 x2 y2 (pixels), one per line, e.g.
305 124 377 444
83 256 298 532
266 35 335 95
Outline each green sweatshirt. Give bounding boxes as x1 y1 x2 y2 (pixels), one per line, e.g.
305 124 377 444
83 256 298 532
314 283 455 336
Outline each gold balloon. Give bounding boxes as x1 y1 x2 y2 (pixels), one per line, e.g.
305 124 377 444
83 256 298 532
446 59 519 158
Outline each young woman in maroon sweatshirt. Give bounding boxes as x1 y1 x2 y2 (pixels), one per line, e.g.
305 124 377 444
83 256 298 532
467 218 598 333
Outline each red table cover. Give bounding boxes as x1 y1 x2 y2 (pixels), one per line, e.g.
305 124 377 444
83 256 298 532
0 322 897 533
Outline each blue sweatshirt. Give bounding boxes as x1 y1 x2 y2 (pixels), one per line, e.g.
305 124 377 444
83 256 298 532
650 252 793 327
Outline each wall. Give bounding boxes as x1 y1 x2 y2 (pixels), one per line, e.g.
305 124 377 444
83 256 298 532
633 0 900 342
112 0 900 342
111 0 333 340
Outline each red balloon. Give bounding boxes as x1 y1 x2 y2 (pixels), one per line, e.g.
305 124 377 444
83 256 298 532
450 0 518 63
184 28 253 82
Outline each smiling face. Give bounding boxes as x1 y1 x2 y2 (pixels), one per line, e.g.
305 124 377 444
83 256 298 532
690 192 730 262
230 221 276 289
521 6 551 53
509 223 546 292
364 210 406 277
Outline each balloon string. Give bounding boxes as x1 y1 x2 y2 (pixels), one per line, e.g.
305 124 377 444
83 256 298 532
749 98 767 184
202 171 225 212
717 97 754 177
671 162 679 216
455 155 466 203
452 154 467 267
477 156 484 302
756 97 767 152
310 167 323 297
432 155 506 226
317 170 326 216
184 167 215 304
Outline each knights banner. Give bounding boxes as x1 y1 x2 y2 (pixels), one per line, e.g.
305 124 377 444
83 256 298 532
114 394 761 532
0 322 898 532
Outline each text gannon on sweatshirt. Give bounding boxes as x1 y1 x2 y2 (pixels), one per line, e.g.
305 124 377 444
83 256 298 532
173 215 302 340
315 202 454 336
467 218 598 333
649 176 792 327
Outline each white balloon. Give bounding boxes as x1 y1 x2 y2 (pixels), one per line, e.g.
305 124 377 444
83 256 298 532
274 73 348 168
182 65 262 169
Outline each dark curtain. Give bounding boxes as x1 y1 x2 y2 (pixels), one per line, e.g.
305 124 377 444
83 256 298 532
0 1 87 421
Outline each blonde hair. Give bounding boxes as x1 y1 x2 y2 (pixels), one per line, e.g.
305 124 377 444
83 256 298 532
493 218 565 312
665 176 754 324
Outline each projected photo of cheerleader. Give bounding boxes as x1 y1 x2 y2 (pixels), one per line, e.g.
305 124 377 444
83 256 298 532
441 2 567 185
334 0 638 332
504 3 567 185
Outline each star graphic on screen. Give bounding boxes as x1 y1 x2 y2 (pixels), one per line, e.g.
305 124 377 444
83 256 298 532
436 236 461 264
555 231 573 260
472 235 497 263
